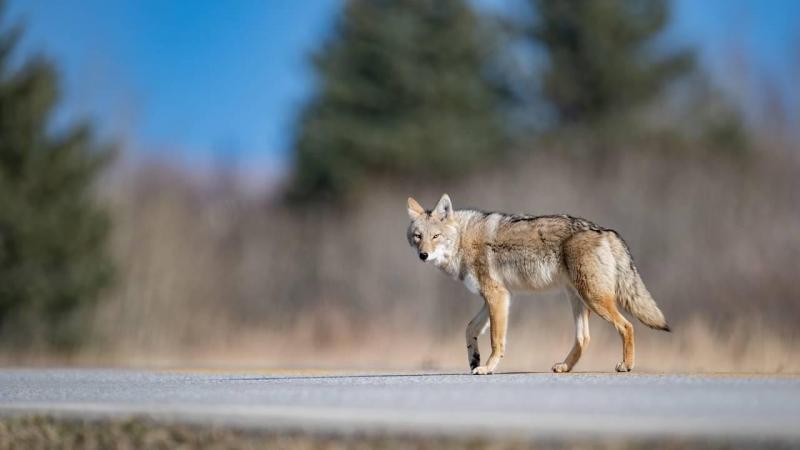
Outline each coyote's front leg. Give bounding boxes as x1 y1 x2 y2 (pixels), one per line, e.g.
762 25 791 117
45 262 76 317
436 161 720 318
472 285 509 375
465 304 489 371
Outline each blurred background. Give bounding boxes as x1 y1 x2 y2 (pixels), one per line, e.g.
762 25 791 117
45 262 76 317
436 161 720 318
0 0 798 372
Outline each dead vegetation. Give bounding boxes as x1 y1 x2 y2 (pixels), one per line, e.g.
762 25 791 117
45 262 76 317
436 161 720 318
12 141 798 373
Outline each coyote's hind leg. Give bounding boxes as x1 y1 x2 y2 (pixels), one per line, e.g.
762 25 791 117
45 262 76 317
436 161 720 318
564 232 634 372
574 274 634 372
552 288 591 373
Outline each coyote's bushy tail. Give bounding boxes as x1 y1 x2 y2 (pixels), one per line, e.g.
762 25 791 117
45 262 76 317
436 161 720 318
609 233 670 331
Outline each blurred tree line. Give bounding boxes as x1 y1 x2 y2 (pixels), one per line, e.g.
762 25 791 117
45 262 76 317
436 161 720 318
0 0 750 352
290 0 508 201
290 0 744 201
0 6 113 350
530 0 693 124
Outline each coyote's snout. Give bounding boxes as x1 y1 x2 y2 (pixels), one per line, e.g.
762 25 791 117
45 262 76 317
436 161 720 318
406 194 669 375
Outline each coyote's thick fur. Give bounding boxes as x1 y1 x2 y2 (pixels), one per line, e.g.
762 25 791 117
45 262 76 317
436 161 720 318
406 194 669 374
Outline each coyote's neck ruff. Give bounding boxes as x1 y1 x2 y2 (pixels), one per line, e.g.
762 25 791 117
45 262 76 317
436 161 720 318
406 193 669 375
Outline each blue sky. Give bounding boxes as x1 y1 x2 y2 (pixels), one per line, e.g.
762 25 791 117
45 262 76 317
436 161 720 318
5 0 339 172
4 1 799 174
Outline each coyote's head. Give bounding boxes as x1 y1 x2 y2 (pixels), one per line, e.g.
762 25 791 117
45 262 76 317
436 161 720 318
406 193 459 267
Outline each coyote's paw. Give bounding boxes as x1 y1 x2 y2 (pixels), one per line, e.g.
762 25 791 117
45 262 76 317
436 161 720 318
615 362 633 372
551 362 571 373
471 365 493 375
469 354 480 371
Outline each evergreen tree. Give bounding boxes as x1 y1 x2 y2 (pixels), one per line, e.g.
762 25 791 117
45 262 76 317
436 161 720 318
528 0 693 124
0 9 113 348
290 0 508 201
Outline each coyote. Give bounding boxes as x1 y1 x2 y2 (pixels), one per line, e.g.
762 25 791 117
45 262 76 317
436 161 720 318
406 194 669 374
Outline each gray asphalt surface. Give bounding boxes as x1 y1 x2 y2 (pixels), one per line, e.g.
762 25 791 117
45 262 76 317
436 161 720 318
1 369 799 440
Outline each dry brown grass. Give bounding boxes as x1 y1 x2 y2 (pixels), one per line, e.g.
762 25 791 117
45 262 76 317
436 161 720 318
11 141 798 373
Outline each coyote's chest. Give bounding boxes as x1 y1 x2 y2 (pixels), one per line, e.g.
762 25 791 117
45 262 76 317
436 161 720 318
462 271 482 294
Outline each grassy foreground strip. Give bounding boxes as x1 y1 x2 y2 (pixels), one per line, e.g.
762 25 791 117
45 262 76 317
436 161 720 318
0 416 793 450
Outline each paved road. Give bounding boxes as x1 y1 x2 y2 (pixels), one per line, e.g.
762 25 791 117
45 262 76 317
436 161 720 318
1 369 799 440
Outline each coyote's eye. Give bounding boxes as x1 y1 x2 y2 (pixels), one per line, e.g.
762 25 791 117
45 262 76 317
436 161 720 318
432 233 441 239
413 233 422 240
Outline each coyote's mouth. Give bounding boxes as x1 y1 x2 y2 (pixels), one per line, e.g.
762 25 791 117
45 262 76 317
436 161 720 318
424 247 447 265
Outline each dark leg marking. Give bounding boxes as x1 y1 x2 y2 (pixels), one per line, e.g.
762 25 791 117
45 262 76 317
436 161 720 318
470 352 481 370
468 342 480 370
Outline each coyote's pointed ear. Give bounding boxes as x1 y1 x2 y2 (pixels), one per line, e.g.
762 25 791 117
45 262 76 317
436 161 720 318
431 193 453 221
407 197 425 220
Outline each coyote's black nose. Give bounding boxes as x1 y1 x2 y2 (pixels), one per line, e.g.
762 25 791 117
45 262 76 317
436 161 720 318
419 252 428 261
